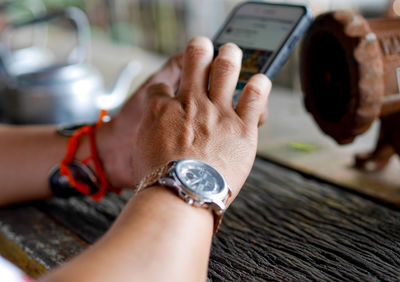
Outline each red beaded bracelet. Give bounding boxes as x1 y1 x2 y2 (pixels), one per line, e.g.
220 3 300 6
59 110 121 201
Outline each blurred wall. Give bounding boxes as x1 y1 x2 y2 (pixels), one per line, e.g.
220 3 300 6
6 0 394 88
34 0 392 54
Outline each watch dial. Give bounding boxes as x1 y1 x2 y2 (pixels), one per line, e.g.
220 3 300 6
176 160 225 196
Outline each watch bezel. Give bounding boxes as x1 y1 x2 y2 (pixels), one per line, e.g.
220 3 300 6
171 159 230 204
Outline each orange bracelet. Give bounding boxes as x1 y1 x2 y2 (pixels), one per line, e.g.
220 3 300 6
60 110 121 201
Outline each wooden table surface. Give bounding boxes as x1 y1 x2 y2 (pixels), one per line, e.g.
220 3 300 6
1 157 400 281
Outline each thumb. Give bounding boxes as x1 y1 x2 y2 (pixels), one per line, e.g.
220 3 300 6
116 53 183 121
139 53 183 94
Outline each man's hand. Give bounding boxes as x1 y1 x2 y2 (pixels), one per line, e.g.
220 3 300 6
98 37 271 202
95 53 183 188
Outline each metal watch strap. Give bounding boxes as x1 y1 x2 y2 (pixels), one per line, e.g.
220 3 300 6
136 162 173 193
136 162 224 235
212 211 224 236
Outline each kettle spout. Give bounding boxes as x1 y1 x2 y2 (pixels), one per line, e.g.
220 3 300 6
97 60 141 114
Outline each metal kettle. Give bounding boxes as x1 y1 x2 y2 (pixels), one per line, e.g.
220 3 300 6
0 7 141 124
0 0 55 77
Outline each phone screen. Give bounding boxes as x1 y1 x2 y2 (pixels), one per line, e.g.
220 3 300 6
213 3 307 104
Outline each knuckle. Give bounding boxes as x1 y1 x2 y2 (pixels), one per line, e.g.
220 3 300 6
179 95 200 116
185 45 211 60
147 97 164 114
147 96 173 117
213 57 239 75
245 83 265 100
148 82 171 95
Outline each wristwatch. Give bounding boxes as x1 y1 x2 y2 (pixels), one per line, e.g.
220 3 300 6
49 161 99 198
137 159 232 234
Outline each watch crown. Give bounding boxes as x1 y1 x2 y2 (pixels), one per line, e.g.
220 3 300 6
185 197 194 205
179 190 194 205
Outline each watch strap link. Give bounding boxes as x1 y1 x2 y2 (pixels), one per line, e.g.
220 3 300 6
213 212 224 236
136 162 174 193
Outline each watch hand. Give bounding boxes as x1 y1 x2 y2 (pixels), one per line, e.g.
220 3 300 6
189 178 202 186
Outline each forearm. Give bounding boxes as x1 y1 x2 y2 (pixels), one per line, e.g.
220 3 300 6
0 125 89 206
41 186 214 282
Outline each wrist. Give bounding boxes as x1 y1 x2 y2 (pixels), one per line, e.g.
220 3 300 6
136 159 231 235
74 132 92 165
72 117 121 187
54 111 121 200
90 121 109 173
129 185 214 236
93 119 131 188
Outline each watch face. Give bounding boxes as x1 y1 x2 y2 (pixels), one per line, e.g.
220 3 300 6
175 159 226 197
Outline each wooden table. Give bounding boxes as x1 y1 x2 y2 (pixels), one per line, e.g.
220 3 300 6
1 156 400 280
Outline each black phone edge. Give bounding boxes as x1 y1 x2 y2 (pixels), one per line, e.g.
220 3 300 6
264 5 313 80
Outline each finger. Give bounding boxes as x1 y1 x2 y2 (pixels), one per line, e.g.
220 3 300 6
236 74 271 126
177 36 214 99
141 53 183 92
147 83 175 100
116 57 181 121
209 43 242 107
258 106 268 127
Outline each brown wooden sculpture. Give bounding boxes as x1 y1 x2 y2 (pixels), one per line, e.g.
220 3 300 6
300 10 400 171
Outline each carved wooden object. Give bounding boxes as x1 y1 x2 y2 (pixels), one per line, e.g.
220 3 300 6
300 10 400 171
387 0 400 18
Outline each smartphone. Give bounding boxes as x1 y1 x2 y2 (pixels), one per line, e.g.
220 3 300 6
213 1 313 105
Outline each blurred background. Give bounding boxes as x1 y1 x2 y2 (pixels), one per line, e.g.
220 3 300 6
29 0 393 53
1 0 396 89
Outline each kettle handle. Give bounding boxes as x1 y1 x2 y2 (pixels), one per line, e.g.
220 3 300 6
0 0 49 64
0 7 90 77
10 0 49 50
